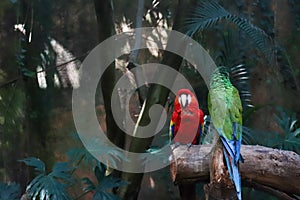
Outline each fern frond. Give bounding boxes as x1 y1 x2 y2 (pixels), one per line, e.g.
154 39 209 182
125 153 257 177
229 64 253 108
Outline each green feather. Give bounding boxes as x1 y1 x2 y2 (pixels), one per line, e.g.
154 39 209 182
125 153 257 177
208 67 242 140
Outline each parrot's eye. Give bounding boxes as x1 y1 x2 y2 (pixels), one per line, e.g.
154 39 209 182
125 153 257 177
178 93 192 108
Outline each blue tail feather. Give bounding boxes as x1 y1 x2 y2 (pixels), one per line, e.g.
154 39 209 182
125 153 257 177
223 146 242 200
232 161 242 200
223 150 233 180
233 122 243 163
217 124 243 200
220 135 242 200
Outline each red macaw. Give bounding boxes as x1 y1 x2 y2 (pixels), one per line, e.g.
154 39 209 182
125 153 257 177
169 89 204 145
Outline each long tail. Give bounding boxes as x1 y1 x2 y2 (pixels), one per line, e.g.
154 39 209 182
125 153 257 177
221 137 242 200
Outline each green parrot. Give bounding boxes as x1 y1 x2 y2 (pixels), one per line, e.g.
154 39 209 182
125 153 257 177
208 67 243 200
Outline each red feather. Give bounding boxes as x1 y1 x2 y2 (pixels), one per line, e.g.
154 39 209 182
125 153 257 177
171 89 204 145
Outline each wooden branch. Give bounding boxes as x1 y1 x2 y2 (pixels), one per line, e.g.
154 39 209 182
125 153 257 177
207 138 238 199
170 144 300 196
244 181 298 200
0 52 89 89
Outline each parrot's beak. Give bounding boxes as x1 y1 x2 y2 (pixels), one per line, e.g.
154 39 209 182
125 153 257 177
178 93 191 109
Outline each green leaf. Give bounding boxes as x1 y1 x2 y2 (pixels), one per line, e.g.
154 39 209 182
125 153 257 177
26 175 71 200
253 107 300 154
20 158 74 200
82 166 129 200
93 191 120 200
94 164 106 183
293 128 300 137
0 182 21 200
19 157 45 174
82 178 95 192
21 68 36 78
67 147 101 169
49 162 76 183
67 136 129 169
98 174 129 190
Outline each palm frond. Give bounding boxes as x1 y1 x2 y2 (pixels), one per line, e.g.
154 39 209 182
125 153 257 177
186 0 274 63
214 31 243 67
229 64 253 108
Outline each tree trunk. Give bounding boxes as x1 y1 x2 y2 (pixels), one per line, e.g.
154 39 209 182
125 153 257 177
170 144 300 198
127 0 148 104
272 0 300 92
20 0 55 188
94 0 125 149
119 0 198 199
249 0 300 134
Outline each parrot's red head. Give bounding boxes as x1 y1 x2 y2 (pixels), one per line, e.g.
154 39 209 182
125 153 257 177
174 89 199 115
170 89 204 145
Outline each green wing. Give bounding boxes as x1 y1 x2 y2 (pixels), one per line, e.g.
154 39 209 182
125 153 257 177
208 86 242 140
229 86 243 139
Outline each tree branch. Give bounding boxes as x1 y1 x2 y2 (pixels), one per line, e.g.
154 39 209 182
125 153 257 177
244 181 298 200
94 0 126 149
0 52 89 89
170 144 300 196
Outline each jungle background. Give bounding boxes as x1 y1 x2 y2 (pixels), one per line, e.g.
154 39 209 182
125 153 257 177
0 0 300 199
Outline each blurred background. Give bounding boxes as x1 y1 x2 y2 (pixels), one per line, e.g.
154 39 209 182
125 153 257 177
0 0 299 199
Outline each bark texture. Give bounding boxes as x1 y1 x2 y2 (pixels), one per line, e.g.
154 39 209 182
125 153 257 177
170 144 300 196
